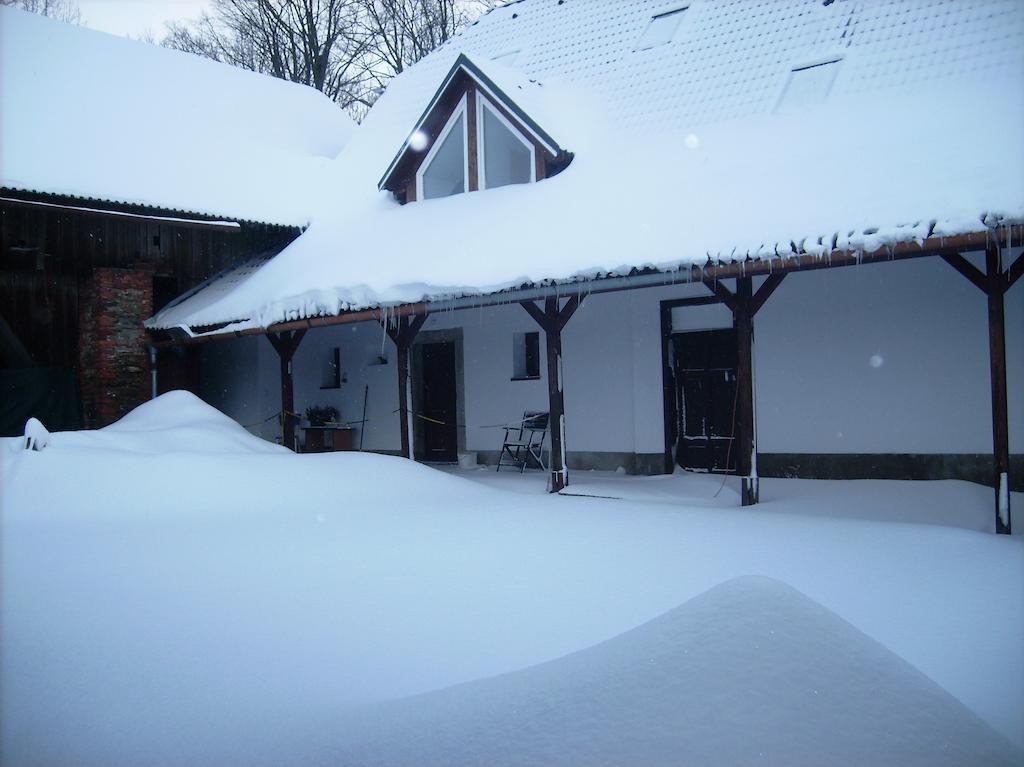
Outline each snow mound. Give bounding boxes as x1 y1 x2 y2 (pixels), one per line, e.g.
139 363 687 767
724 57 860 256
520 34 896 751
50 391 286 455
330 576 1023 767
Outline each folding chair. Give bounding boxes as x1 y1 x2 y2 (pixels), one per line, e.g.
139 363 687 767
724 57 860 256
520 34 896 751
496 411 548 472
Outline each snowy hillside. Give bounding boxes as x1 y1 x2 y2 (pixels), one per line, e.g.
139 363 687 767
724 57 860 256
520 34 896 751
1 394 1022 765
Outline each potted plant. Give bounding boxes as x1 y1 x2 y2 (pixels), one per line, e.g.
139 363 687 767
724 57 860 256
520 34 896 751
305 405 339 427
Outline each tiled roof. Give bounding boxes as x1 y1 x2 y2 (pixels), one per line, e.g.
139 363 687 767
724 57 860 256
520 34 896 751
149 0 1024 332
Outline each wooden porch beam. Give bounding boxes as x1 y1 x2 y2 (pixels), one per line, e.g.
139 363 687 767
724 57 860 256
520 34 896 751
702 277 737 311
1007 253 1023 292
734 277 758 506
521 295 585 492
267 329 306 451
750 273 787 316
381 314 429 459
519 299 552 333
941 253 989 294
985 244 1012 534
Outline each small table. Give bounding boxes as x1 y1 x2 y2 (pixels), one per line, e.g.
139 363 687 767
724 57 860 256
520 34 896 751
303 426 354 452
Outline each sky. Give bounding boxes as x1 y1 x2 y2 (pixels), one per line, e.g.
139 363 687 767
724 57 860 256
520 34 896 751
77 0 210 39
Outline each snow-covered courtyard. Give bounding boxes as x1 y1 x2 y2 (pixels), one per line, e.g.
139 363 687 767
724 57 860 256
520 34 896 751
1 393 1021 766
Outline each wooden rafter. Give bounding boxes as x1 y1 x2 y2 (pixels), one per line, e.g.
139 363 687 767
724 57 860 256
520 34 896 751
941 253 989 294
1007 253 1023 291
750 273 787 316
701 277 737 311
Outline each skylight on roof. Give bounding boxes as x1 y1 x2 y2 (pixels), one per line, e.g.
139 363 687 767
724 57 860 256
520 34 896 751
635 5 689 51
776 59 841 113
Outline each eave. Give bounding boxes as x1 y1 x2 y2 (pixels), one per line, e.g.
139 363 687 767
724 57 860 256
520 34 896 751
147 225 1024 348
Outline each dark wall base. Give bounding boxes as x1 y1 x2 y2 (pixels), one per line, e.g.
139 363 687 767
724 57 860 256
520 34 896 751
758 453 1024 491
475 450 669 475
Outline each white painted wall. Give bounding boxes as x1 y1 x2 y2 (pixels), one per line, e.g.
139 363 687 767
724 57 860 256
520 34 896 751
200 252 1023 461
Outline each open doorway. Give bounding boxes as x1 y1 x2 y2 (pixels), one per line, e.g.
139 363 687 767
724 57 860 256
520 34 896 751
671 328 738 473
413 330 464 463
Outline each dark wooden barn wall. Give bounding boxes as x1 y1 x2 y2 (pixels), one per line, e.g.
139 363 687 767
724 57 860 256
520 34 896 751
0 200 296 369
0 196 299 430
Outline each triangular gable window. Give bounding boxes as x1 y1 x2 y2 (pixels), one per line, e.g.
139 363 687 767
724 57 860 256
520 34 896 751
419 97 468 200
479 95 534 189
380 54 572 204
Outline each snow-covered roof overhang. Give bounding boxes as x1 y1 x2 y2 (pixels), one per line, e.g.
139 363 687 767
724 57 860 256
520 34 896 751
145 0 1024 339
377 52 567 194
147 225 1024 342
0 6 355 227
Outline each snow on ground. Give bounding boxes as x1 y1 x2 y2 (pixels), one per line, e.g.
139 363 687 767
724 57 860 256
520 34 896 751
1 394 1022 765
328 576 1020 767
452 466 1007 533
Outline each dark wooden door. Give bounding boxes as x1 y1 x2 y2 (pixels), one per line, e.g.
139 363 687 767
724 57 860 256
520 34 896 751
672 329 737 473
417 341 458 462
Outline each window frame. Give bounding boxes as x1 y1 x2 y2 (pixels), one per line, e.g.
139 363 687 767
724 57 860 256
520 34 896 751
476 92 537 191
512 330 541 381
415 92 470 202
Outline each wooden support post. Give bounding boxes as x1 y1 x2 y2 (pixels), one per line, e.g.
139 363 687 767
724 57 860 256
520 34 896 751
986 244 1011 534
267 329 306 451
943 248 1013 534
734 277 758 506
521 295 582 493
383 314 428 459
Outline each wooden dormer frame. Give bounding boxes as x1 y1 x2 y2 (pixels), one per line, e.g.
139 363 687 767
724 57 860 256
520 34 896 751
379 54 572 203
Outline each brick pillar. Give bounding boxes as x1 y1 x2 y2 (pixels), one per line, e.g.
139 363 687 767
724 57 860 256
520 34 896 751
78 267 153 428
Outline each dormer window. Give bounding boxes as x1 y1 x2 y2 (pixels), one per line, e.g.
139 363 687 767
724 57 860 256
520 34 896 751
418 96 468 200
478 95 535 190
379 53 572 204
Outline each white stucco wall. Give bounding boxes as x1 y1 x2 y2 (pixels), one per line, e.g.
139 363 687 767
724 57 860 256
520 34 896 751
199 252 1022 460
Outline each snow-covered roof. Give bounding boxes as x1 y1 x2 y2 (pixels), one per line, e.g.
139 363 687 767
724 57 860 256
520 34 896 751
0 6 354 226
149 0 1024 332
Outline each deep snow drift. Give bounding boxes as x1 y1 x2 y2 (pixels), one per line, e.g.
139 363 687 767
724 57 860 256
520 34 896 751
329 576 1020 767
1 394 1022 765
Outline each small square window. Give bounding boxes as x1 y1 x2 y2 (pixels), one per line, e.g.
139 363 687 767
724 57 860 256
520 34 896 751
513 331 540 379
635 6 688 50
776 59 841 113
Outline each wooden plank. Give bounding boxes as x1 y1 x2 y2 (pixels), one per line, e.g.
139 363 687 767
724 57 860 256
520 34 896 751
543 296 568 492
556 294 582 328
986 244 1011 534
519 299 551 332
941 252 989 294
750 273 786 316
379 314 428 459
267 329 306 451
521 296 577 492
702 277 737 311
735 277 758 505
466 88 479 192
1007 253 1023 291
